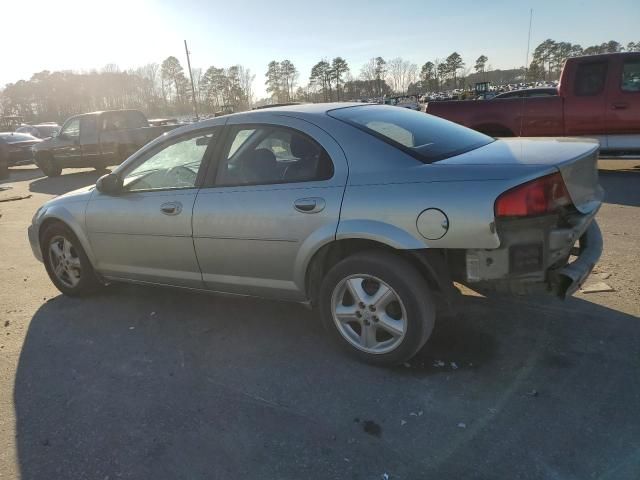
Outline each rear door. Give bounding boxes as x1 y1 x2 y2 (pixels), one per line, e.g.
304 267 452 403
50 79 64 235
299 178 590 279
563 58 610 140
192 114 348 301
605 54 640 150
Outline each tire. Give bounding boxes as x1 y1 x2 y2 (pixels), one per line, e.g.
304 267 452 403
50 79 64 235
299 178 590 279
41 222 101 296
0 159 8 180
318 250 436 366
38 154 62 177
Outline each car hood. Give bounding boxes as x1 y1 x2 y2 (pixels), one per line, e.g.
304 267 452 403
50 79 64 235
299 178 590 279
46 185 94 206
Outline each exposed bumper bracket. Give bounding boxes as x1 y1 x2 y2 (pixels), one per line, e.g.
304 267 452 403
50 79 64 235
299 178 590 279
548 221 603 299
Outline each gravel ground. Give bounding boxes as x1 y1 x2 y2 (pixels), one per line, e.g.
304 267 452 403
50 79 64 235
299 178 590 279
0 160 638 480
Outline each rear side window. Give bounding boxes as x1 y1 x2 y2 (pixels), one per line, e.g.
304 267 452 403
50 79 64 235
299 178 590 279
574 61 608 96
216 126 334 186
101 111 146 131
621 59 640 92
329 105 493 163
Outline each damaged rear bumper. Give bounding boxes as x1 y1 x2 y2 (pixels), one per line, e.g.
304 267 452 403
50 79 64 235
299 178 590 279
548 220 603 298
463 213 603 299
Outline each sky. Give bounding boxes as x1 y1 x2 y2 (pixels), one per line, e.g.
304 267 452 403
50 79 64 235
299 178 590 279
2 0 639 99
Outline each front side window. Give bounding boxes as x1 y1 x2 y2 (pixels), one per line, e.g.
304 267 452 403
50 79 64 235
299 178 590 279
574 61 608 96
329 105 493 163
60 118 80 139
621 59 640 92
122 131 215 192
216 126 334 186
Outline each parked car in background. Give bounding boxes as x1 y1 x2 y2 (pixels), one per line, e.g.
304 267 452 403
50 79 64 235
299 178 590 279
492 87 558 99
0 132 41 166
28 104 603 366
384 95 421 110
33 109 181 177
15 123 61 139
427 52 640 153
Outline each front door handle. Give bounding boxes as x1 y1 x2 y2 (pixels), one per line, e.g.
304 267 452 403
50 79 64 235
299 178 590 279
611 102 629 110
160 201 183 216
294 197 325 214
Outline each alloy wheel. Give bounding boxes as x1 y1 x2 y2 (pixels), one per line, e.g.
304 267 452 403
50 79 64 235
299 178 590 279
48 235 81 288
330 274 407 354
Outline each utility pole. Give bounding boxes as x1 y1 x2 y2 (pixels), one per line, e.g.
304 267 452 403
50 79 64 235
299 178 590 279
184 40 199 121
524 9 533 82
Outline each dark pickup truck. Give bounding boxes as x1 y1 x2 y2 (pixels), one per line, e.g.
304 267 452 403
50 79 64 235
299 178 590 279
33 110 181 177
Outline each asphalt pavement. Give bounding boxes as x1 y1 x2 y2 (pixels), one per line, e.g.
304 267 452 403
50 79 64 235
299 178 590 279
0 161 639 480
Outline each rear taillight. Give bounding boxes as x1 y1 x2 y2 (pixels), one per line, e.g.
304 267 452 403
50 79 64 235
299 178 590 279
495 172 572 218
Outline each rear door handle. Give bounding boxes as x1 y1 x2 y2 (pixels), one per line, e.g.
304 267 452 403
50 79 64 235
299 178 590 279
611 102 629 110
160 201 182 216
294 197 325 214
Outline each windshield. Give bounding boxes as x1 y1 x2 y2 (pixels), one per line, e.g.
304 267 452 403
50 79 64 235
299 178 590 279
329 105 493 163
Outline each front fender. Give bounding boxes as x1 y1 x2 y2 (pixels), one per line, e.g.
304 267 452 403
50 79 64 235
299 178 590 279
36 203 96 267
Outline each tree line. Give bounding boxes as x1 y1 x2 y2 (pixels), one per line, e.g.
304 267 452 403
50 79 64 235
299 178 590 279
0 57 255 124
1 38 638 123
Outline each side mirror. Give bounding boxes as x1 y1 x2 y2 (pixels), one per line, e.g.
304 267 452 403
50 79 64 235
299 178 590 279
96 173 123 194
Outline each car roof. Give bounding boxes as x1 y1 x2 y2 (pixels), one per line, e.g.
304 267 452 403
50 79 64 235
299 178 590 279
234 102 366 116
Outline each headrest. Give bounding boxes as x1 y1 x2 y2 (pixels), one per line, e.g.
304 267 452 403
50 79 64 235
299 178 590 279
290 134 315 159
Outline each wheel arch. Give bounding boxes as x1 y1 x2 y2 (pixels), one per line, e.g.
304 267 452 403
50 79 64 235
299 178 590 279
38 209 97 267
302 236 455 307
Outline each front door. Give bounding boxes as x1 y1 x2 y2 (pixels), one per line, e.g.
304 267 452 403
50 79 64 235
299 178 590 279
606 54 640 150
85 127 219 288
51 116 82 165
192 115 348 301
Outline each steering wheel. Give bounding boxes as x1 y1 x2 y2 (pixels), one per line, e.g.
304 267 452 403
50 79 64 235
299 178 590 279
165 165 196 186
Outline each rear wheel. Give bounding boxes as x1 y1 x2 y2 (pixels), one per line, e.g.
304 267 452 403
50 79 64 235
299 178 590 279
38 154 62 177
318 250 435 366
41 223 101 296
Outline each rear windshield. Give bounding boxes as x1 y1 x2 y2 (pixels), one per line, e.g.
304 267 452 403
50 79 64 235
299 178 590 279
0 132 37 143
328 105 493 163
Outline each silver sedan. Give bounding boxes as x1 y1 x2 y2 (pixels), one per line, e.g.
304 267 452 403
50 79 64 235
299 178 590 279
28 103 603 366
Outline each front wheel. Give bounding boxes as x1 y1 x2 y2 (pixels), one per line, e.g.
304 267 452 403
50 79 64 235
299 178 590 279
38 154 62 177
41 223 101 296
318 250 435 366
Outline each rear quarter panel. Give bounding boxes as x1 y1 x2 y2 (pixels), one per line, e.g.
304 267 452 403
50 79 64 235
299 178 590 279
338 165 554 250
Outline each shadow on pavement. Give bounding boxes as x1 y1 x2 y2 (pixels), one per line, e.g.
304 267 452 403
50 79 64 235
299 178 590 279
1 166 45 187
29 170 104 195
599 167 640 208
14 284 640 479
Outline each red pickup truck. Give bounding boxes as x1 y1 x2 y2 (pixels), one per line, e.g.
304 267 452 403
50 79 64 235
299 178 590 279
426 52 640 153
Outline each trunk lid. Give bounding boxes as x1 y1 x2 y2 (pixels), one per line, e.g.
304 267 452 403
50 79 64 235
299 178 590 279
437 137 604 214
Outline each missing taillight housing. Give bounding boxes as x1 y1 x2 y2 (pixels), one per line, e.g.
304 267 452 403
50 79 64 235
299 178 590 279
495 172 572 218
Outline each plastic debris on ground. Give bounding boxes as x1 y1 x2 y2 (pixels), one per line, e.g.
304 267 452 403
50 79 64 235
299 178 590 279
581 282 614 293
